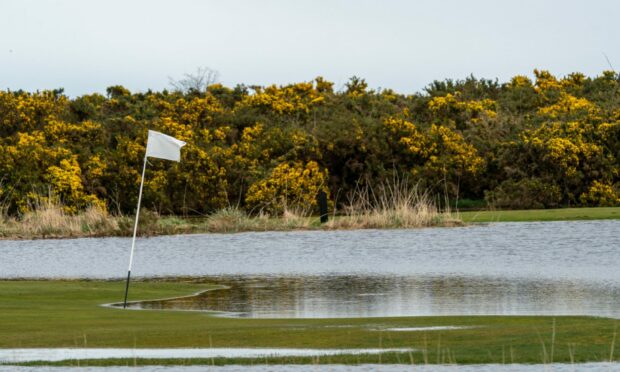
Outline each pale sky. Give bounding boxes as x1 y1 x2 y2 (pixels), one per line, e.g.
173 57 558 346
1 0 619 96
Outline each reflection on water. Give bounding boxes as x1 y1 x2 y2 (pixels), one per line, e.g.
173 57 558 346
128 275 620 318
3 364 620 371
3 220 620 318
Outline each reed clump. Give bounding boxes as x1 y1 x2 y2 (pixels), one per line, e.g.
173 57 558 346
1 201 118 239
203 207 311 233
0 181 462 239
203 208 255 232
0 204 200 239
327 179 461 230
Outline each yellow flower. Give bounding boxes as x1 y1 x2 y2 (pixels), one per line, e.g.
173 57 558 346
245 161 329 215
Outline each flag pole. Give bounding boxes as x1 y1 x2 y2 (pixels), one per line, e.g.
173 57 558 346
123 153 148 309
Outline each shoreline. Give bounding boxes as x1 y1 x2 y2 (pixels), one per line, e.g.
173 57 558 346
0 207 463 241
1 207 619 241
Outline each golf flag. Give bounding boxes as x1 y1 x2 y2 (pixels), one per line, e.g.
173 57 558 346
145 130 186 162
123 129 186 309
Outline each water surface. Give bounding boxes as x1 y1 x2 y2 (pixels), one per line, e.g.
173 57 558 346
3 364 620 371
2 221 619 318
0 348 411 363
124 274 620 318
1 221 618 281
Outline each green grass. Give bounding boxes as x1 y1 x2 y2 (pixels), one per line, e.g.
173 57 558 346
1 280 618 365
459 207 620 223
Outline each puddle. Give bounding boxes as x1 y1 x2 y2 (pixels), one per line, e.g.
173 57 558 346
379 326 479 332
0 348 413 363
115 275 620 319
2 362 620 371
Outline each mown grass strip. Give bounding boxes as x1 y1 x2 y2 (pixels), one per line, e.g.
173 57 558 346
459 207 620 223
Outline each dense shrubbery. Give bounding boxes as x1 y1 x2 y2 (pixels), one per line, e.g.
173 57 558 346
1 70 620 216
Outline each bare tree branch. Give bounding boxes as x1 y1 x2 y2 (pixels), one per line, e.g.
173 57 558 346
168 67 220 93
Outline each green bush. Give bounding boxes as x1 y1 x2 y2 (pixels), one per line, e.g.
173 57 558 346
485 178 562 209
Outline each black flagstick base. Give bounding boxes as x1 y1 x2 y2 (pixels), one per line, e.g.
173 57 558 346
123 270 131 309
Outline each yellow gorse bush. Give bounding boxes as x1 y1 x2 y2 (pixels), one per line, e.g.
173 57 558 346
507 75 533 88
428 93 497 124
1 71 619 215
46 156 104 213
384 117 484 178
534 69 563 93
237 82 324 115
245 161 329 215
580 180 620 207
426 124 484 176
538 93 600 120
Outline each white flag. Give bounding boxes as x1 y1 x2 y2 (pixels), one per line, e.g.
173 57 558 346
145 130 186 162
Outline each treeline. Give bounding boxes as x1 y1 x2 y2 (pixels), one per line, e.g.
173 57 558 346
1 70 620 216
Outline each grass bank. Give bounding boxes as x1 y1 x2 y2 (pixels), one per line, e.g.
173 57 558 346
2 204 620 240
0 280 618 366
0 207 459 240
0 184 459 239
459 207 620 223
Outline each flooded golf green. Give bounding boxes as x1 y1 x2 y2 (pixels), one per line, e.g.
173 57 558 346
122 274 620 318
2 220 619 318
1 220 620 366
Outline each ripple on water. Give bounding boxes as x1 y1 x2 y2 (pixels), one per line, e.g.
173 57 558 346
0 221 618 280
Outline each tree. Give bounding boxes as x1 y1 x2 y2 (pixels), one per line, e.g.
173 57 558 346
168 67 220 94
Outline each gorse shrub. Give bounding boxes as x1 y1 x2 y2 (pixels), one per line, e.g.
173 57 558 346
245 161 329 215
1 71 619 215
579 180 620 207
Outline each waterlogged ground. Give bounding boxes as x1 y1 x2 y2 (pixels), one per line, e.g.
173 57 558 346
125 274 620 318
1 221 620 368
2 364 620 371
0 348 412 363
2 221 620 318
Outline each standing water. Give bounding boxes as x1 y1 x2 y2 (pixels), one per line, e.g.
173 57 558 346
1 221 619 318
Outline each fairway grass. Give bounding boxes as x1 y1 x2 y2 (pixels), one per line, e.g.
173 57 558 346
0 280 618 366
459 207 620 223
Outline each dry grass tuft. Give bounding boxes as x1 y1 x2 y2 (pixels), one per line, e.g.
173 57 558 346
327 179 461 230
204 208 253 232
281 208 312 229
204 207 311 232
1 201 118 239
0 181 462 240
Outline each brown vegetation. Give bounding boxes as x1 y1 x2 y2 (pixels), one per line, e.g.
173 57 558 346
326 179 461 229
0 182 458 239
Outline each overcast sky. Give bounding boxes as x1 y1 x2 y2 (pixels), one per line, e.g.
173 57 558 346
1 0 619 96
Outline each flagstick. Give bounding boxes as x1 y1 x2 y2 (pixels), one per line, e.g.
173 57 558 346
123 153 148 309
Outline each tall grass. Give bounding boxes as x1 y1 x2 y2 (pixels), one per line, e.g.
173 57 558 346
327 178 461 229
202 207 311 233
0 200 117 239
0 203 203 239
0 181 461 239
